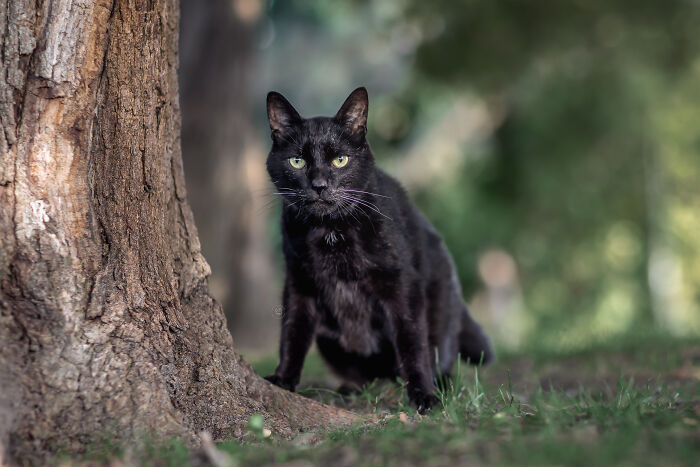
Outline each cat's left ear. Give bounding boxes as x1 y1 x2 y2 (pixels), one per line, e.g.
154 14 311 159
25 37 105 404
335 87 368 135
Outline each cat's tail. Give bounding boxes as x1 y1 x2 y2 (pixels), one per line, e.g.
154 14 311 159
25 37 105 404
458 308 494 365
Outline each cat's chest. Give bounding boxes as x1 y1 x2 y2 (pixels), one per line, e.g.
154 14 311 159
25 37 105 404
306 228 383 355
316 279 383 355
306 228 373 281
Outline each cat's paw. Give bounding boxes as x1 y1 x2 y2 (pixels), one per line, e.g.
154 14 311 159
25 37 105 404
411 392 440 414
264 374 296 392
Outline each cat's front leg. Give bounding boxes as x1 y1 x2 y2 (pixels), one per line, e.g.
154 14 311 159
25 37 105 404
265 282 318 392
387 302 440 413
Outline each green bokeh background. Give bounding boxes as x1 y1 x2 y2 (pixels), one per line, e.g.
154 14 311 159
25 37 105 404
247 0 700 351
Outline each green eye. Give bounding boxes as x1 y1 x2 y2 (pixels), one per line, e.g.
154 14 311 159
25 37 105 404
332 155 349 168
289 156 306 169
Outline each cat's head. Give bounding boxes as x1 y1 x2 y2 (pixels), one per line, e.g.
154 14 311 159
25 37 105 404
265 87 375 218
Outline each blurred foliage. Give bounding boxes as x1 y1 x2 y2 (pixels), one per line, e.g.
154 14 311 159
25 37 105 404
254 0 700 350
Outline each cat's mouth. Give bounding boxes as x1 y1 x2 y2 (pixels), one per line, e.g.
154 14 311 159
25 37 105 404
305 198 338 216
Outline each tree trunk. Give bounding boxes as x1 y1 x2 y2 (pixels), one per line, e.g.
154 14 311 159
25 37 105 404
0 0 355 464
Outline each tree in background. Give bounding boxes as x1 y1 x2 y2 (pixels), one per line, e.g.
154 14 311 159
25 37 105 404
180 0 279 349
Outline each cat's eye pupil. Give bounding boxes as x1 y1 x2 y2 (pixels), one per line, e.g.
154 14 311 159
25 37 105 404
289 156 306 169
333 155 349 168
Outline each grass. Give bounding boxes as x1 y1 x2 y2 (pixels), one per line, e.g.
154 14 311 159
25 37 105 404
65 336 699 466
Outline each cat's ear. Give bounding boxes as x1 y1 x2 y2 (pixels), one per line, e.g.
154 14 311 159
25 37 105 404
335 87 368 135
267 91 302 136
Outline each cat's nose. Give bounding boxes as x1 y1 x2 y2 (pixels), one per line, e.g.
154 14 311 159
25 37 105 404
311 178 328 195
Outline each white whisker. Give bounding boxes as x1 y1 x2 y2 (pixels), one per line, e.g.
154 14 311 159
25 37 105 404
338 194 393 221
340 188 391 198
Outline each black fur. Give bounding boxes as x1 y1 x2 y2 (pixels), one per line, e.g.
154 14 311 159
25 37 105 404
264 87 493 412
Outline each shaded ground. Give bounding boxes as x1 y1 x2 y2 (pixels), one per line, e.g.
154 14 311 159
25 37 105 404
229 336 700 467
62 336 699 466
255 335 699 412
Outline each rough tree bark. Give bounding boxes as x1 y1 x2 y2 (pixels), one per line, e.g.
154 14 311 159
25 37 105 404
0 0 356 464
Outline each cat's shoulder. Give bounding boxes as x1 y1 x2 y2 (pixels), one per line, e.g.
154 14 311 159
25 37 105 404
372 167 410 200
372 167 441 241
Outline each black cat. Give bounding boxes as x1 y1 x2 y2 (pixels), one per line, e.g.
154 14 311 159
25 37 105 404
264 87 493 412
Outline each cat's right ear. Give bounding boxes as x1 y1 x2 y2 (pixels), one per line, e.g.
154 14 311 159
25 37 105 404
267 92 302 137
